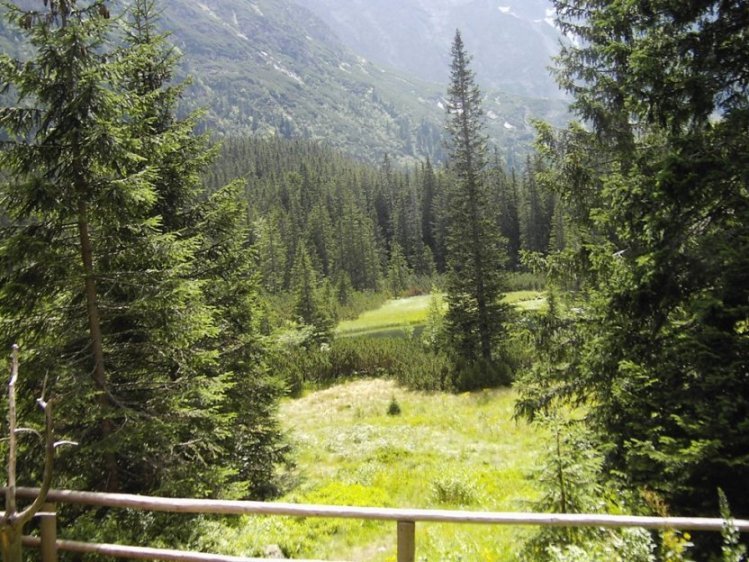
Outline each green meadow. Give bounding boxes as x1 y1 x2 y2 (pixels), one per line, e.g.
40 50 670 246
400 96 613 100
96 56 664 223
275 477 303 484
336 291 546 339
200 292 551 560
203 379 547 561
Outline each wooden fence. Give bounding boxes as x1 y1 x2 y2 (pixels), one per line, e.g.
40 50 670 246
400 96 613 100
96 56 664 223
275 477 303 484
7 487 749 562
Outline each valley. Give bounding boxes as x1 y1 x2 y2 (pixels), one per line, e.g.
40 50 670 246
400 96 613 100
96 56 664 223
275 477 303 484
0 0 746 560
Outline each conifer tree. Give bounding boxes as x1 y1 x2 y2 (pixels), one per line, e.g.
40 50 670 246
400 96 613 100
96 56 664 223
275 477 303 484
122 0 286 497
255 212 288 293
491 152 521 269
291 244 333 346
386 242 412 296
421 158 438 256
0 0 153 492
519 155 552 254
0 0 284 498
442 30 509 364
520 0 749 548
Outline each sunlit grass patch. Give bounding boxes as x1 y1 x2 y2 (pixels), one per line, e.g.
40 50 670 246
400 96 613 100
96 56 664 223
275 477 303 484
336 294 434 337
504 290 548 311
336 291 546 338
207 379 546 560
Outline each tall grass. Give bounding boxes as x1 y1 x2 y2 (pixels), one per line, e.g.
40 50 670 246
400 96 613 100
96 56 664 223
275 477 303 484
193 379 547 561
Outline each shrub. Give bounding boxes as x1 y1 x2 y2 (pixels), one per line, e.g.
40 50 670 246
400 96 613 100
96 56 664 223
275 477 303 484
519 413 656 562
386 396 401 416
274 336 454 392
431 474 479 505
506 271 547 291
450 357 514 392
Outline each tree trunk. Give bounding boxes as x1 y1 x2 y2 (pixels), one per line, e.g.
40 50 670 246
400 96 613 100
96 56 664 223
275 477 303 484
76 201 120 492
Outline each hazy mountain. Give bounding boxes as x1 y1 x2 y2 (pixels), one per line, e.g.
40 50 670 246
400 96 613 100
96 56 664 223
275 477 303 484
1 0 569 164
290 0 564 99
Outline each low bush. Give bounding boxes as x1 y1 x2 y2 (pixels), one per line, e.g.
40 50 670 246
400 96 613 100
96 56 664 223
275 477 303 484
506 271 547 291
386 396 401 416
273 336 453 393
335 290 390 321
450 357 514 392
431 473 480 505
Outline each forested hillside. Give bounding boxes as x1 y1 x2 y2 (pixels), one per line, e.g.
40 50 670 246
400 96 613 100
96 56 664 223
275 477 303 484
206 136 564 296
0 0 569 164
160 0 569 164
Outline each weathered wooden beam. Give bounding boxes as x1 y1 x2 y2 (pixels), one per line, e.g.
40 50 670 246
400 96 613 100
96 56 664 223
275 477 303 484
396 520 415 562
21 536 341 562
39 503 57 562
7 487 749 532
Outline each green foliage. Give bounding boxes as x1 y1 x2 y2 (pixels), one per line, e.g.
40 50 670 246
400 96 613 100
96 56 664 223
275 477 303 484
274 336 452 393
386 396 401 416
443 31 511 367
0 0 285 511
335 290 390 322
450 356 514 392
540 530 655 562
520 413 656 562
431 473 480 506
291 244 334 346
421 290 446 351
660 531 695 562
386 242 413 297
519 4 749 553
719 490 747 562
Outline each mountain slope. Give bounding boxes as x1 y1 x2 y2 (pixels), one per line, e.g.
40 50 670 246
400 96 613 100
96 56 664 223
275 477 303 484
166 0 568 164
1 0 569 163
291 0 564 99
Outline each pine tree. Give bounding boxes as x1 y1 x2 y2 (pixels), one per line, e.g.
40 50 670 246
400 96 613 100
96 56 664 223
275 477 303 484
255 211 288 293
521 0 749 550
491 151 521 269
0 0 154 492
421 158 438 257
291 244 333 346
0 0 284 499
386 242 412 296
122 0 286 497
519 155 552 254
443 30 509 365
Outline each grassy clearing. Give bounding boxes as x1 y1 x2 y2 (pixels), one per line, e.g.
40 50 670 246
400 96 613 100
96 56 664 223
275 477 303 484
336 295 434 338
205 379 547 561
337 291 546 338
503 291 547 312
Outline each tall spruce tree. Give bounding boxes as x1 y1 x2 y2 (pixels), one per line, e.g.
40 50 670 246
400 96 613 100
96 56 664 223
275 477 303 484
519 0 749 551
0 0 153 492
491 151 521 269
0 0 284 499
443 30 509 367
291 243 332 346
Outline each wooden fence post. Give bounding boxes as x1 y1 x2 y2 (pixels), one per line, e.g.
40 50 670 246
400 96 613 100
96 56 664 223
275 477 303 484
397 520 415 562
39 502 57 562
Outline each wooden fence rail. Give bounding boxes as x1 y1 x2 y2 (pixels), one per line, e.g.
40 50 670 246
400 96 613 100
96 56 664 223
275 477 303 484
6 487 749 562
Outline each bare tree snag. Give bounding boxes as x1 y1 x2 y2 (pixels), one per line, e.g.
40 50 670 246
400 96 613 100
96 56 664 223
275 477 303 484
1 345 61 562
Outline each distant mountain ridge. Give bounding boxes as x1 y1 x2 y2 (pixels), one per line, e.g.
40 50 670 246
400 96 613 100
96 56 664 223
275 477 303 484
1 0 569 164
290 0 564 99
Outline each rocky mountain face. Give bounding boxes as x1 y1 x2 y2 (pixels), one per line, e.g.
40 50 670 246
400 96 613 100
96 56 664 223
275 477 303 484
290 0 564 99
1 0 569 164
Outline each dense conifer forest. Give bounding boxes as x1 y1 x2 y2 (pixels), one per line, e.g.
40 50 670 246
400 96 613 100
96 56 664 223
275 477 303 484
0 0 746 560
